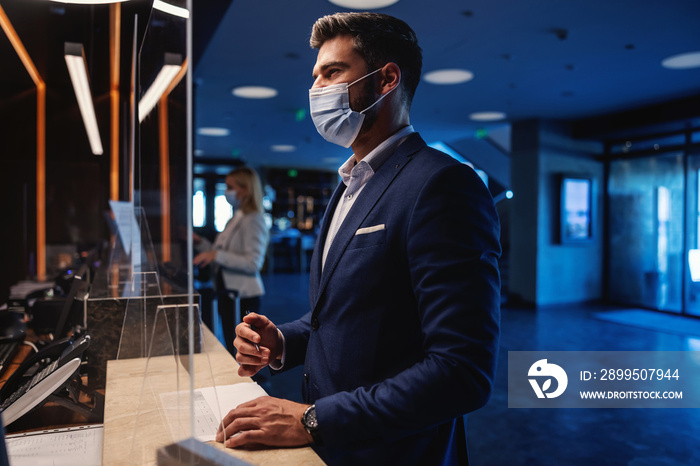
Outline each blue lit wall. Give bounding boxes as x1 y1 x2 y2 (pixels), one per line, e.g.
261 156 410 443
510 119 604 306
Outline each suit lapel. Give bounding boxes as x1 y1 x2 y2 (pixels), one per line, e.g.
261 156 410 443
311 133 425 310
309 181 345 301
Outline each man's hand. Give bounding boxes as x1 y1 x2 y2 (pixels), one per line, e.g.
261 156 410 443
193 250 217 267
234 312 282 377
215 396 313 448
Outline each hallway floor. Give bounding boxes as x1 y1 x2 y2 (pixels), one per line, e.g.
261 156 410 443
237 273 700 465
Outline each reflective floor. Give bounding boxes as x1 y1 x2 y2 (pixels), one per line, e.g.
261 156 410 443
223 273 700 466
467 304 700 466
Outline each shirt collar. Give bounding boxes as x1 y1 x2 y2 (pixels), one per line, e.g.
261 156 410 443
338 125 415 185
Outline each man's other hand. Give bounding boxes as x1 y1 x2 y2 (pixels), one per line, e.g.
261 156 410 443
215 396 313 448
234 312 282 377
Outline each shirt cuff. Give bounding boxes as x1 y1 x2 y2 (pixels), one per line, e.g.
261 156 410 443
268 328 286 370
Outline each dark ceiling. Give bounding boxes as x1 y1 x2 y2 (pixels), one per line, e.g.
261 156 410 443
2 0 700 178
192 0 700 172
1 0 153 98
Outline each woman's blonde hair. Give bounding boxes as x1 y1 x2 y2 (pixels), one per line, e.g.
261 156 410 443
228 166 264 213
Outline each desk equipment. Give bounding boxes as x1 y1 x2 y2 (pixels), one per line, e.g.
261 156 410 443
5 424 103 466
0 341 21 377
0 312 26 343
0 334 92 427
7 281 54 309
30 264 88 338
0 311 26 376
0 264 99 427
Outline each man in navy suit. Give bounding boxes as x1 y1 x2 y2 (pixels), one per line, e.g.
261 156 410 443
217 12 501 465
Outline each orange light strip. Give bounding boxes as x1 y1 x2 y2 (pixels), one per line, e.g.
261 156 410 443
0 5 42 86
0 4 47 281
158 58 187 262
159 101 171 262
109 3 121 201
165 57 187 95
37 84 46 281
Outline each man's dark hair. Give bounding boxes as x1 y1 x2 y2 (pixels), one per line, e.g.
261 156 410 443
310 12 423 109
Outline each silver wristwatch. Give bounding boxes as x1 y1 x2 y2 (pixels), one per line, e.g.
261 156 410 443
301 404 322 445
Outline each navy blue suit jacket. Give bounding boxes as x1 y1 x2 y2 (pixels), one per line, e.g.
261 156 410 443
277 133 501 465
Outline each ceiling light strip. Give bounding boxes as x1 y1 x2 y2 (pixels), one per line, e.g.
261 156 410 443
138 53 184 122
0 4 48 280
65 42 104 155
153 0 190 19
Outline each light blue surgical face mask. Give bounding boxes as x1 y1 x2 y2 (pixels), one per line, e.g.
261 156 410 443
224 189 240 209
309 68 397 148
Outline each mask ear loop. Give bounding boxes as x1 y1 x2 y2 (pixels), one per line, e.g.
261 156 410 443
359 71 401 115
348 67 383 87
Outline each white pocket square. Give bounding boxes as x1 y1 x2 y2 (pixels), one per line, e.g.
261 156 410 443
355 224 386 235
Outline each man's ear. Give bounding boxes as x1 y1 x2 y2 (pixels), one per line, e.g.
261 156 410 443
379 62 401 95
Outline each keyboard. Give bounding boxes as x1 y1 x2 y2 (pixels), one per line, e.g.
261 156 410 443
1 357 81 426
0 334 90 426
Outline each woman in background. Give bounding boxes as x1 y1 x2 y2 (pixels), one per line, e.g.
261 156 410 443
194 167 269 355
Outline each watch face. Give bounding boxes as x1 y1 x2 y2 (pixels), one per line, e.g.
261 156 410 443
304 406 319 430
308 416 318 429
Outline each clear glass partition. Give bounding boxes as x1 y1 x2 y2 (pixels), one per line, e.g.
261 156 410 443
1 2 324 464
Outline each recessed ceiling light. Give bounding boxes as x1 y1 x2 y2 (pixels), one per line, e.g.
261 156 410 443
469 111 506 122
424 69 474 85
232 86 278 99
197 127 230 137
661 51 700 69
327 0 400 9
271 144 297 152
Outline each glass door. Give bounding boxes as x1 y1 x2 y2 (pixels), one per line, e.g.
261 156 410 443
608 152 684 313
684 152 700 316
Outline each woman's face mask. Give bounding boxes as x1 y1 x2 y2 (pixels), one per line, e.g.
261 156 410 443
308 68 398 148
225 189 240 208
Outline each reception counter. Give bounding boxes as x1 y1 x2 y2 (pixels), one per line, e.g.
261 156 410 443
102 327 324 465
